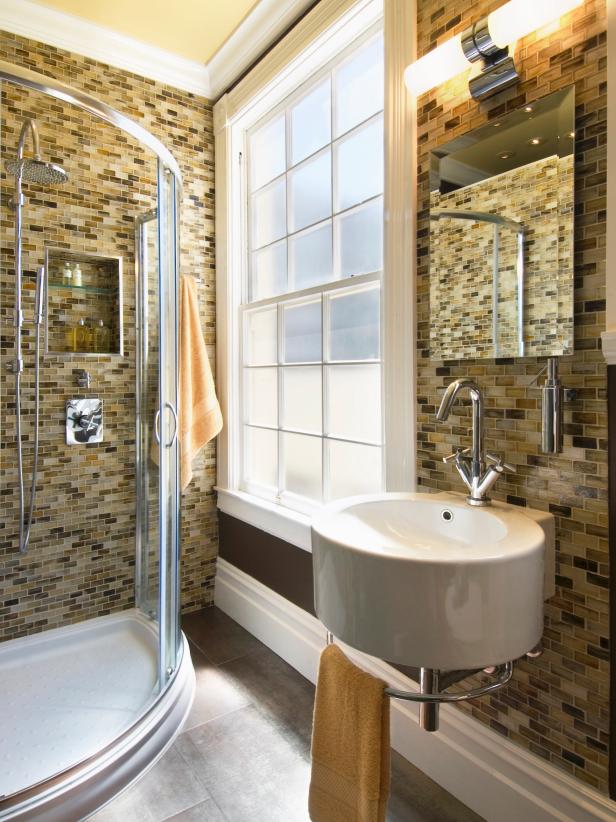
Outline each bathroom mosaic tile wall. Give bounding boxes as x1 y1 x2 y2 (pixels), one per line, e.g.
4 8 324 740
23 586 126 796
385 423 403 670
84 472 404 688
417 0 608 790
0 30 217 640
430 155 574 358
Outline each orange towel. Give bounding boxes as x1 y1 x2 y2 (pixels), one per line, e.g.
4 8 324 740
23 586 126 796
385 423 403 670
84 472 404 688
309 644 390 822
178 274 222 490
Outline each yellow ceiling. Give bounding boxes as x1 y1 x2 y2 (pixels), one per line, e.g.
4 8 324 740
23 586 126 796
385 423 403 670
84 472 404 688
32 0 259 63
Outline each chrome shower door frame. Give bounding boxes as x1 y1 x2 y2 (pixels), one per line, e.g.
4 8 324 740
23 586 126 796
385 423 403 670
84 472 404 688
135 208 158 619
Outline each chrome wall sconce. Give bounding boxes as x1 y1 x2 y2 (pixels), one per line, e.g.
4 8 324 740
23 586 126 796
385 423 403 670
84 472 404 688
405 0 583 100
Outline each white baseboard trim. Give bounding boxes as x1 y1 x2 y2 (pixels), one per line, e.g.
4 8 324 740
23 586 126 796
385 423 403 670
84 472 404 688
215 558 616 822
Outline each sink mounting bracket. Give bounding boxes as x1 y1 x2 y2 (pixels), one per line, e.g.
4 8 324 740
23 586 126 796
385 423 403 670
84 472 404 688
326 632 515 733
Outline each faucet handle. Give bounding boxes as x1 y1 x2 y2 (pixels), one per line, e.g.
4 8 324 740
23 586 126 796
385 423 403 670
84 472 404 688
443 446 471 464
486 452 515 473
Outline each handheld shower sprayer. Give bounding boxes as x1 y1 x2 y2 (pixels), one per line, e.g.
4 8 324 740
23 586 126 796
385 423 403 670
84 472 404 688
5 118 69 554
35 266 45 326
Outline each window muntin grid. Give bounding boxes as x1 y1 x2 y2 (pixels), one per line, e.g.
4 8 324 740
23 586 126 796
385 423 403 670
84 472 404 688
241 31 384 514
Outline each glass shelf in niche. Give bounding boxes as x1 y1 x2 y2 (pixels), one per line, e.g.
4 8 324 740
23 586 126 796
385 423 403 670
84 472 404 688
44 247 124 356
48 280 118 296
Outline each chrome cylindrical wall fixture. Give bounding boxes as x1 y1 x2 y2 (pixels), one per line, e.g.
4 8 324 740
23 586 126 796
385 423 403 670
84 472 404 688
404 0 584 99
541 357 562 454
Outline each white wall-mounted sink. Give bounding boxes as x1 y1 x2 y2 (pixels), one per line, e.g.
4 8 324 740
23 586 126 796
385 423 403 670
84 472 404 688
312 492 554 671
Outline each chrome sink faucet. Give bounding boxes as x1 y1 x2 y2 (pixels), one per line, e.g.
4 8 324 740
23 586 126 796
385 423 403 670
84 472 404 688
435 378 514 506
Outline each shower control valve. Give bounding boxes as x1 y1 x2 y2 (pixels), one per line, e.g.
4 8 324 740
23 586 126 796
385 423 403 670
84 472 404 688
75 369 91 389
5 357 23 374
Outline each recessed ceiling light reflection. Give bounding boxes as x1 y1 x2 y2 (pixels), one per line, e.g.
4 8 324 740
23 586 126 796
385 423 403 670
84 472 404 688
498 151 516 160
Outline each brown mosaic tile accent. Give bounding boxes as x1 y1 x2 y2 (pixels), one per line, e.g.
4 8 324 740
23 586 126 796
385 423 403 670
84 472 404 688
430 155 574 358
416 0 608 792
0 30 217 639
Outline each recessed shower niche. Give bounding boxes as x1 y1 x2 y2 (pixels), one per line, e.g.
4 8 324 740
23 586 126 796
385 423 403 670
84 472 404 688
44 247 123 356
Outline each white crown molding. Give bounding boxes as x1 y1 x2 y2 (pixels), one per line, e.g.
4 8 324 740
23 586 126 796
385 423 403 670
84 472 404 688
0 0 211 97
601 330 616 365
207 0 317 99
215 558 616 822
0 0 366 101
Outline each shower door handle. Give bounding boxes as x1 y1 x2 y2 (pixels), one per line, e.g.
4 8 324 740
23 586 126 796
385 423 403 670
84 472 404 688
166 402 178 448
154 402 178 448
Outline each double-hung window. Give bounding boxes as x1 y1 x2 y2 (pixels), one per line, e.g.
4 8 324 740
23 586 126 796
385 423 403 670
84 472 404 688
240 31 385 515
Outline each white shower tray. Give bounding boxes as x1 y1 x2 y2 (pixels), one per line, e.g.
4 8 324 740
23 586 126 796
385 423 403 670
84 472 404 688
0 609 194 821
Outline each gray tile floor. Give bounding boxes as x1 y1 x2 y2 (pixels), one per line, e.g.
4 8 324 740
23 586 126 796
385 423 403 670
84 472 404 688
94 608 484 822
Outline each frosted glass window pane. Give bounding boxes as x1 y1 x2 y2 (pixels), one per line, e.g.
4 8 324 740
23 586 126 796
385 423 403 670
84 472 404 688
245 308 277 365
291 80 331 166
244 426 278 490
245 368 277 427
335 116 384 212
335 37 384 137
250 115 285 191
288 150 331 233
251 241 287 301
289 222 333 290
327 440 382 499
283 300 322 363
282 366 322 434
282 432 322 501
326 364 381 442
336 198 383 278
251 177 286 249
329 287 380 361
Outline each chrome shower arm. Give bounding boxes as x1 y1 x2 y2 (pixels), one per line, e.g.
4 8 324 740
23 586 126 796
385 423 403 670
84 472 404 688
17 117 41 161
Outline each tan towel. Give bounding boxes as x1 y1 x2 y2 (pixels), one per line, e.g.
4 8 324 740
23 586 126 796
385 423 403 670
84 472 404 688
178 274 222 490
309 644 390 822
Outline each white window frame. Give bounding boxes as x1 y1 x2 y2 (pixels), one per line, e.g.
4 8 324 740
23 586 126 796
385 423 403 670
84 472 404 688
215 0 417 551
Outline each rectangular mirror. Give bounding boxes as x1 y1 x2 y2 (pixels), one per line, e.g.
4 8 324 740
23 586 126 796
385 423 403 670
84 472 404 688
429 87 574 360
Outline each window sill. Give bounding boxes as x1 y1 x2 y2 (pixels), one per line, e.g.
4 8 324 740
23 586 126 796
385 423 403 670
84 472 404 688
215 488 313 553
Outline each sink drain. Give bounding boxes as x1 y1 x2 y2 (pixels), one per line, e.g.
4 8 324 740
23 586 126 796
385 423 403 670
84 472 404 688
441 509 454 522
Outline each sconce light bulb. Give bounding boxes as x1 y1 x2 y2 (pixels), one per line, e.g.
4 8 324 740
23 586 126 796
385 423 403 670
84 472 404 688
487 0 584 50
404 34 471 97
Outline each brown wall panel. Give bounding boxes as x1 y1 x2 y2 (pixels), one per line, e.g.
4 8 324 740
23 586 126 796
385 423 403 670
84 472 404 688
218 512 316 616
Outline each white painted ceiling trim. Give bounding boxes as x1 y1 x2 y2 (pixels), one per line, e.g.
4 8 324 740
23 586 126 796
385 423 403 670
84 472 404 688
207 0 316 99
0 0 211 96
0 0 315 100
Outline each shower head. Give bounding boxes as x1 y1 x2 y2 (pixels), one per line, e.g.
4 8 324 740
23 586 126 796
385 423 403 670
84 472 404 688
5 157 68 186
6 118 68 187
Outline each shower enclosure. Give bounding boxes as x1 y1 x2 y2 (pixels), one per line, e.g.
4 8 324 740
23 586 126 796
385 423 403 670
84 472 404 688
0 60 193 820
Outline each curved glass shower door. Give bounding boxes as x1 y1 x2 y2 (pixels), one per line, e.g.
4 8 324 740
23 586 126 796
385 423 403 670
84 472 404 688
135 164 181 693
0 57 190 818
